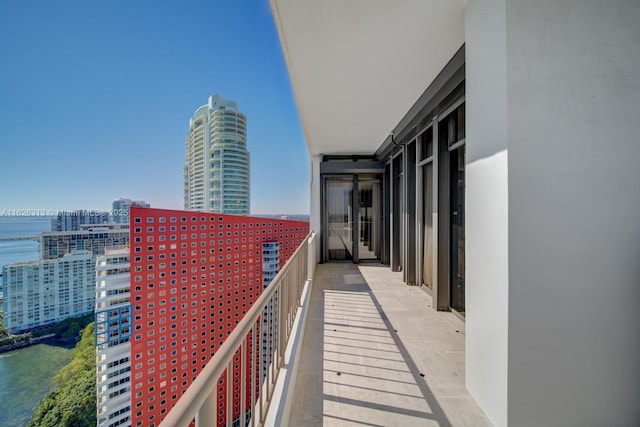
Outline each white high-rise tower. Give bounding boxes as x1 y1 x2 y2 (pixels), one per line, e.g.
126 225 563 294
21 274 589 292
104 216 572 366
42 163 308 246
95 247 132 427
183 94 250 214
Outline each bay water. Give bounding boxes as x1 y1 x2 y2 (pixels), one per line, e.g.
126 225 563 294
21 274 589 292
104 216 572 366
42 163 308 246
0 216 74 426
0 216 50 269
0 344 73 426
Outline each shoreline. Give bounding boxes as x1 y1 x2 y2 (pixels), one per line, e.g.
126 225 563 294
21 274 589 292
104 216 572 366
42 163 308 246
0 334 75 354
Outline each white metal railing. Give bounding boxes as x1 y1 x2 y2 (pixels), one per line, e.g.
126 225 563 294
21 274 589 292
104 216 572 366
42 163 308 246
159 231 316 427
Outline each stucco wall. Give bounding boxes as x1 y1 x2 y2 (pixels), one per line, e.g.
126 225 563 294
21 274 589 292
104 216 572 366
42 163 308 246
506 1 640 425
466 1 640 425
465 0 509 426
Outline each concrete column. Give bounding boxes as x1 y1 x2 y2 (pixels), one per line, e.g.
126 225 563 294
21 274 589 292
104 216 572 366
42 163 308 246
309 155 322 263
464 0 509 426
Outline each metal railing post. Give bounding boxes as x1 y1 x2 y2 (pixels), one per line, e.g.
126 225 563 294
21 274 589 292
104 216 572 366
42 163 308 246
240 340 246 427
226 361 233 426
195 388 216 427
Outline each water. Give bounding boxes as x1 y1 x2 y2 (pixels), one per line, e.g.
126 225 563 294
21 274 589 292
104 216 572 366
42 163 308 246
0 343 73 426
0 216 51 270
0 217 69 426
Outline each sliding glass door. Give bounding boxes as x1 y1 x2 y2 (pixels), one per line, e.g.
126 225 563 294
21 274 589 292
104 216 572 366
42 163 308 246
324 175 381 262
358 179 380 261
422 162 434 288
325 180 353 261
450 146 465 311
419 127 435 289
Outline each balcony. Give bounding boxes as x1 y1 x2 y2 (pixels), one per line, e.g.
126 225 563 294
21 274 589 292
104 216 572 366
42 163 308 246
160 233 491 427
285 262 491 426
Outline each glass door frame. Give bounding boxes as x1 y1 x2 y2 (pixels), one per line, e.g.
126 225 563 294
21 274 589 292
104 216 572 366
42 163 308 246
357 177 382 262
322 176 355 262
416 121 438 297
321 173 382 264
436 97 466 314
390 150 404 272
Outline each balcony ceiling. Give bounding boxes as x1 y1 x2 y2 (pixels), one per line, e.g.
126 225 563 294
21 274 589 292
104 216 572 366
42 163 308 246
271 0 466 156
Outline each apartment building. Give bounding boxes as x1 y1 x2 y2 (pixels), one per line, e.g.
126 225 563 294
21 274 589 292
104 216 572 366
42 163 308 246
2 251 95 333
95 247 133 427
51 210 110 232
40 229 129 260
123 207 307 426
112 199 151 225
184 95 250 215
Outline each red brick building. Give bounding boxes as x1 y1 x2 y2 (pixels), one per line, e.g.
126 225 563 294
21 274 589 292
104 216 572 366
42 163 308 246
129 207 308 426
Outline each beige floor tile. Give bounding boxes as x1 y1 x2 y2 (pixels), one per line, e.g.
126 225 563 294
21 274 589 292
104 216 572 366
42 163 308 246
288 263 492 427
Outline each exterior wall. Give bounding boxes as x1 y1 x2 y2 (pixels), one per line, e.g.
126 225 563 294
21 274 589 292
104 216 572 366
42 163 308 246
2 251 95 332
96 343 132 427
464 1 509 426
506 1 640 425
128 207 308 427
466 2 640 425
95 248 132 427
184 95 250 215
40 230 130 260
210 110 250 214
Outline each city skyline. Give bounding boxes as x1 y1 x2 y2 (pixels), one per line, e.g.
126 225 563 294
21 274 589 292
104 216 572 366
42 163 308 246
0 1 309 215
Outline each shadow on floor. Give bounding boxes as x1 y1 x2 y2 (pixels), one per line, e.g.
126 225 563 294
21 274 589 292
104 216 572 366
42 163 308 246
289 263 453 427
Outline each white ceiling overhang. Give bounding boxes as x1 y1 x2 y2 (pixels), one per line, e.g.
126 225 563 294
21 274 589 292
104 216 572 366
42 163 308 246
271 0 466 156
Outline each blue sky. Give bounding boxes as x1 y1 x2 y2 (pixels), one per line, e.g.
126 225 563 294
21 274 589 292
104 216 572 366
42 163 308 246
0 0 309 215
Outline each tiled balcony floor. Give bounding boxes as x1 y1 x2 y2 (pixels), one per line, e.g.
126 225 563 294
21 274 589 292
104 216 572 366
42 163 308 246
288 263 492 427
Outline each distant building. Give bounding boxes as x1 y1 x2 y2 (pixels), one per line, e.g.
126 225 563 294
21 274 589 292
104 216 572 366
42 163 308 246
184 94 250 214
40 229 129 260
261 241 279 379
79 223 129 231
262 241 279 287
95 247 132 427
51 210 110 231
112 199 150 225
2 251 95 333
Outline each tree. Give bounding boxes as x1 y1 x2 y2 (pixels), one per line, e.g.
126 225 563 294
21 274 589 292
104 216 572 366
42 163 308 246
52 313 93 343
0 309 7 338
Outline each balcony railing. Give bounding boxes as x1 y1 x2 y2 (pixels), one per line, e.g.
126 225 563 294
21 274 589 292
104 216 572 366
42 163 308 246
159 231 316 427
